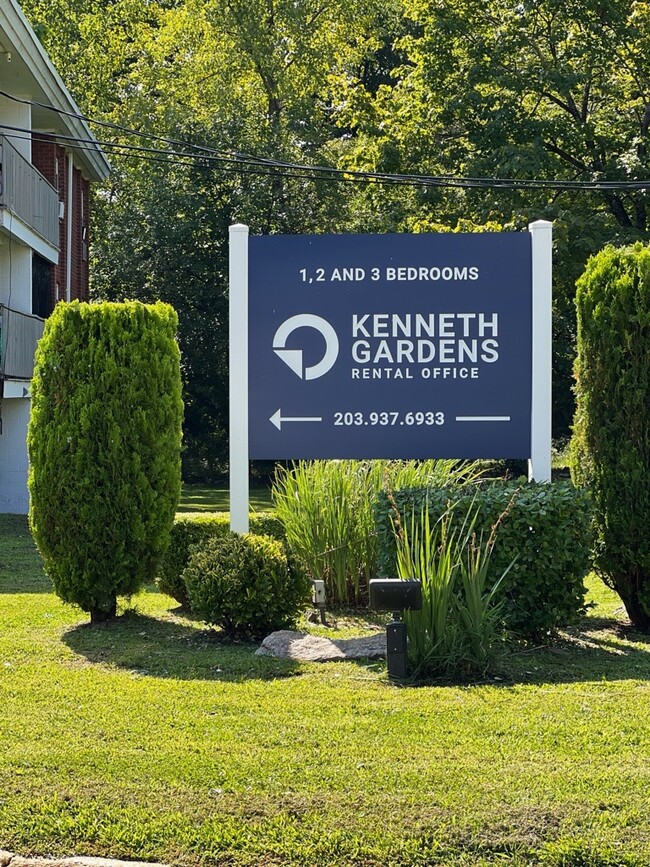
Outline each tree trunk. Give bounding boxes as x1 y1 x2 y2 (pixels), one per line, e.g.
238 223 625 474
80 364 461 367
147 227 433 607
615 575 650 632
603 191 633 229
90 596 117 624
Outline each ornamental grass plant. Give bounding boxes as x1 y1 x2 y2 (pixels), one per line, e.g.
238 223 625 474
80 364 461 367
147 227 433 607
394 501 513 679
395 507 458 668
455 532 511 671
272 459 482 604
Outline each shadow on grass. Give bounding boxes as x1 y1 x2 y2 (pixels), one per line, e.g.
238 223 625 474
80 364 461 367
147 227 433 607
502 616 650 687
62 609 302 683
60 603 650 689
396 613 650 689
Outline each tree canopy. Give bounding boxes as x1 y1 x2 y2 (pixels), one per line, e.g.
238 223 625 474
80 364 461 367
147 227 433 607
21 0 650 472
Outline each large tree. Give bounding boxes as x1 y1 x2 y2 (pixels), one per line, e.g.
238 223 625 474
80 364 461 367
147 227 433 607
340 0 650 224
339 0 650 432
22 0 650 453
23 0 399 475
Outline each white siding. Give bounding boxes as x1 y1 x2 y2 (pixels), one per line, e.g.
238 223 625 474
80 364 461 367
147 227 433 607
0 397 30 514
0 238 31 312
0 95 30 160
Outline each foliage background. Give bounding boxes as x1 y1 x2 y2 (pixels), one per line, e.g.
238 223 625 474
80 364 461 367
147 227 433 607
21 0 650 476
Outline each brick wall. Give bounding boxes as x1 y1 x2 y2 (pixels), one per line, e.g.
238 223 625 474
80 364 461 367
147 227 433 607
71 167 90 301
31 133 91 308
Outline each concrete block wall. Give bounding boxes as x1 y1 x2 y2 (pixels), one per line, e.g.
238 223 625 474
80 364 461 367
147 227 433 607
0 398 30 514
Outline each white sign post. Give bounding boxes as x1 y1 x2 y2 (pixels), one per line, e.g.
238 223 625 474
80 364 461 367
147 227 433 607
229 223 250 533
528 220 553 482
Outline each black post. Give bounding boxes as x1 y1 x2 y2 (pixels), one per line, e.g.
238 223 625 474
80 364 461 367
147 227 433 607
386 616 408 681
369 579 421 682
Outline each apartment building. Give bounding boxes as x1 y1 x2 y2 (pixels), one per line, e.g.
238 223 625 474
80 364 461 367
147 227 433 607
0 0 109 513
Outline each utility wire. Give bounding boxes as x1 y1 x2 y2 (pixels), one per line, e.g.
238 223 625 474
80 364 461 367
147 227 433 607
7 125 650 194
2 89 650 192
1 127 450 188
0 89 258 164
5 89 646 191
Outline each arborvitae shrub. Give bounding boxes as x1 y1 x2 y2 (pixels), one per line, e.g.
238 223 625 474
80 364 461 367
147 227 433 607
157 511 285 606
183 533 310 639
570 243 650 629
28 301 183 622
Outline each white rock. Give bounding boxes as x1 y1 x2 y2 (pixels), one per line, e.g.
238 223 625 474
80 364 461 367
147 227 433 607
255 630 386 662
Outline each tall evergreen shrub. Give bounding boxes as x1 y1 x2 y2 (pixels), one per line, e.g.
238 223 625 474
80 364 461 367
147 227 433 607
28 301 183 622
570 243 650 629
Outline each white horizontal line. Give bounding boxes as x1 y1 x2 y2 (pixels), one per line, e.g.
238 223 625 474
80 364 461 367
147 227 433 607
455 416 511 422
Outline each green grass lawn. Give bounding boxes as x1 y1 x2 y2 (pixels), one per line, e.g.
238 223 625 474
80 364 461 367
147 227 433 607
2 514 650 865
178 483 273 513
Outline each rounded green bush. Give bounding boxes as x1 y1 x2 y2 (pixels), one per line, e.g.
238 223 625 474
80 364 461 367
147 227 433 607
376 481 592 637
157 512 285 606
183 532 309 639
28 300 183 622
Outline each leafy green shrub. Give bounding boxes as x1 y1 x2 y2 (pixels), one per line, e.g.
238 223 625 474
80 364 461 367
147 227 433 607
28 301 183 622
376 481 592 637
157 511 284 606
395 505 511 679
272 459 482 605
183 533 309 639
570 243 650 629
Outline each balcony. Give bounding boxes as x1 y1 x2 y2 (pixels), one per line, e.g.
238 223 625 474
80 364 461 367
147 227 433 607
0 305 44 381
0 135 59 250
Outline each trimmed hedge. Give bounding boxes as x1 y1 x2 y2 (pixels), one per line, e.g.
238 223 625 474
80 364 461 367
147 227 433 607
183 532 310 639
375 481 593 637
28 301 183 622
157 512 285 606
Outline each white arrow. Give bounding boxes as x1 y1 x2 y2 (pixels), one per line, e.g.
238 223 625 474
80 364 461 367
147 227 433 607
270 409 323 431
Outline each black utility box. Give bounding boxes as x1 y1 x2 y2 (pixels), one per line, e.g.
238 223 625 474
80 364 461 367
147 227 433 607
369 579 422 613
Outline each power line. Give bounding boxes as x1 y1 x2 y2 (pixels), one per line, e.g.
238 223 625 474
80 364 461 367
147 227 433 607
2 89 650 192
0 126 488 190
1 127 445 189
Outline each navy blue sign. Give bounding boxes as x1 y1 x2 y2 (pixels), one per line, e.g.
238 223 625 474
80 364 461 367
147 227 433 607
248 232 532 459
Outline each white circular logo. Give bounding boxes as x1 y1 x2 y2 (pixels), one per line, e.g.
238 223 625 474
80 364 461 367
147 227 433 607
273 314 339 380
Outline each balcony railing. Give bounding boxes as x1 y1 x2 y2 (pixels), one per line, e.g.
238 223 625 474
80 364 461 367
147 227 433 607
0 135 59 249
0 305 45 380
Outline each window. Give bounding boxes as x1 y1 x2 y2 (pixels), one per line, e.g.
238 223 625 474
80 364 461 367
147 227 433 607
32 254 54 318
